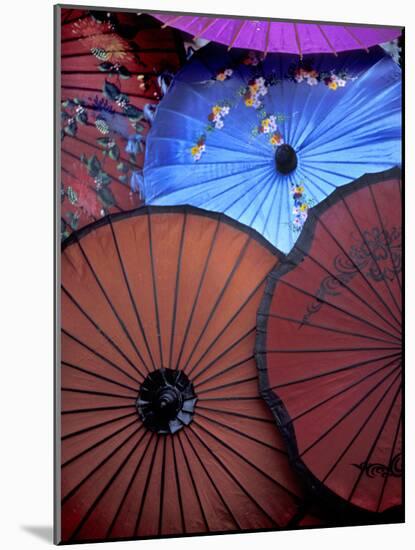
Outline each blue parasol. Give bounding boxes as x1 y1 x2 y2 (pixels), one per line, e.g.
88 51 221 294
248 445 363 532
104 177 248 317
143 43 401 252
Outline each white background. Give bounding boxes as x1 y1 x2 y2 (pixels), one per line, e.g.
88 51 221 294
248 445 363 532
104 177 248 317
1 0 411 548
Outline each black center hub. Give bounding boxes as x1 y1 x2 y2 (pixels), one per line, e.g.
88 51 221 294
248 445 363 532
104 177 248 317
275 144 298 174
137 368 197 434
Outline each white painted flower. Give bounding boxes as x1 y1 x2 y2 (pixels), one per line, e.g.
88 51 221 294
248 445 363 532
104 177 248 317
307 77 318 86
224 68 233 77
221 105 230 115
337 78 347 87
215 119 224 129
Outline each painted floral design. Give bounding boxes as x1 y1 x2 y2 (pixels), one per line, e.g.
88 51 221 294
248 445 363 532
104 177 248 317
251 112 285 147
214 68 234 81
208 103 231 129
191 102 231 161
191 136 207 161
290 183 315 231
241 77 268 109
71 16 133 63
291 63 354 90
241 50 264 66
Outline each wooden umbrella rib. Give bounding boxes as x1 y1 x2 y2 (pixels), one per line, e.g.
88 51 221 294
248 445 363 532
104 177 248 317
263 21 271 58
294 23 303 60
317 24 338 56
343 25 370 52
227 20 246 51
193 18 217 41
161 15 184 29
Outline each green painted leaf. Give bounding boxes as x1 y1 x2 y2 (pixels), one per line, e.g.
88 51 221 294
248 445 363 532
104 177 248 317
117 162 129 173
99 171 112 185
96 137 112 147
67 186 78 205
123 104 142 121
66 211 80 230
76 110 88 124
99 62 114 72
103 80 121 101
119 175 128 184
87 155 101 177
65 119 77 137
109 144 120 161
119 65 132 79
97 186 116 207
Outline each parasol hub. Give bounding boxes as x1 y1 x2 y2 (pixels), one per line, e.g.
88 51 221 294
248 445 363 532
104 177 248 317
275 144 298 174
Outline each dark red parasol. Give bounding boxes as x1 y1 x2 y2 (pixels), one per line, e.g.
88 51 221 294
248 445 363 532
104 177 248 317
59 8 185 239
60 206 305 543
256 168 402 514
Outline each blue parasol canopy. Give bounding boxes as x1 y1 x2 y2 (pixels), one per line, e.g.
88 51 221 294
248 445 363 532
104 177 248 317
143 43 401 252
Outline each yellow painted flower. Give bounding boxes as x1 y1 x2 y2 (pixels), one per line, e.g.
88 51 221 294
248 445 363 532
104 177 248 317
216 73 227 81
262 119 270 128
328 81 338 90
245 97 254 107
212 105 222 115
270 133 283 145
297 186 304 193
300 203 308 212
191 146 200 156
249 83 259 93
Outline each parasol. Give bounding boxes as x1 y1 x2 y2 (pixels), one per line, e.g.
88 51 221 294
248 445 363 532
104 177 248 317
59 8 185 239
255 167 402 514
60 205 305 543
143 42 401 253
154 13 400 55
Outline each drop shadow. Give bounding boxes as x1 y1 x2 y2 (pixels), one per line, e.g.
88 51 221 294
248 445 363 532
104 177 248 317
21 525 53 544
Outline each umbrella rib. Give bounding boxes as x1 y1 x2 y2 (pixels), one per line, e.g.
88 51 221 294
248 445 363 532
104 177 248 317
294 239 401 337
293 23 303 60
182 429 241 530
197 375 258 396
299 365 400 457
368 184 402 293
108 217 157 371
62 411 137 441
193 18 217 40
147 210 165 369
188 425 279 527
62 287 145 379
62 328 141 384
376 410 402 512
66 130 138 171
190 327 255 384
340 197 402 319
321 373 401 484
68 427 148 542
161 15 184 29
276 278 400 343
62 361 138 392
195 355 254 389
169 212 187 370
174 218 221 371
62 423 142 503
171 436 186 534
134 435 161 536
264 311 398 346
106 432 156 538
158 436 168 536
317 25 338 56
193 420 302 502
269 350 401 390
177 432 210 532
181 235 253 375
61 386 136 400
265 346 399 354
197 405 275 424
263 22 271 58
201 396 262 402
74 237 151 374
196 410 286 454
289 358 400 426
62 417 139 469
61 84 150 101
62 404 135 414
343 26 370 52
347 381 402 503
227 20 245 50
61 145 131 191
